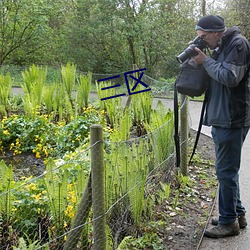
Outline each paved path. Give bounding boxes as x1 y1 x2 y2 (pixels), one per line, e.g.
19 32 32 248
175 98 250 250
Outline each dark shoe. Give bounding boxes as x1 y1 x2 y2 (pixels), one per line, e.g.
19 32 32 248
211 214 247 229
204 222 240 238
238 215 247 228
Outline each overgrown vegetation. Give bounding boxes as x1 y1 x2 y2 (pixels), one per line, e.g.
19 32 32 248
0 64 176 249
0 0 246 79
0 62 218 249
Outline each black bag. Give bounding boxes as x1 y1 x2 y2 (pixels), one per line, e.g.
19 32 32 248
175 58 208 97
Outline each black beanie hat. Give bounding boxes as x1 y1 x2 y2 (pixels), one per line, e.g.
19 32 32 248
195 15 225 32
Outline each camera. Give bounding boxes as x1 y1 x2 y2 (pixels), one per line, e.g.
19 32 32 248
176 36 208 64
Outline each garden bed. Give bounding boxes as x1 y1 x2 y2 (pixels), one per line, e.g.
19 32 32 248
0 130 217 250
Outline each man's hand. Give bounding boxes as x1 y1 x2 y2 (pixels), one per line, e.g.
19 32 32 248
192 47 207 64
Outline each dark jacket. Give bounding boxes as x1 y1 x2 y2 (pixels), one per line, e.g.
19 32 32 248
203 26 250 128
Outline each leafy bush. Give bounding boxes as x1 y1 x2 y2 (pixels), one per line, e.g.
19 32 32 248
0 106 104 158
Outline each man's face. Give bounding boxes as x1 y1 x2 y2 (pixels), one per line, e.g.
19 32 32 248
196 30 222 49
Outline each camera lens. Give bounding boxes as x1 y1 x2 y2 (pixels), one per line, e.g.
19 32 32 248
176 44 198 63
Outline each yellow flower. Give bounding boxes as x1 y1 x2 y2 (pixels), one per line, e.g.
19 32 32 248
32 193 42 201
14 149 22 155
43 147 49 157
71 195 76 204
3 130 9 135
65 205 74 218
26 183 37 191
100 110 106 115
12 207 17 212
36 152 41 159
21 176 32 181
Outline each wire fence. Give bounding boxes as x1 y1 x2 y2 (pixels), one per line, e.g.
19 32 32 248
0 67 192 249
0 112 190 249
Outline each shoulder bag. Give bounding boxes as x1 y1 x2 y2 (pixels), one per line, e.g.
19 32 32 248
175 58 209 97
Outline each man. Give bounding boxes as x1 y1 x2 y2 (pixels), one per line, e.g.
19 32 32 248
192 15 250 238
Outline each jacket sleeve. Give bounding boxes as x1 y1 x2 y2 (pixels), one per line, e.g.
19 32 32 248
203 38 250 87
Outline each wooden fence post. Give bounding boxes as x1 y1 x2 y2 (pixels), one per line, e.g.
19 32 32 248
91 124 106 250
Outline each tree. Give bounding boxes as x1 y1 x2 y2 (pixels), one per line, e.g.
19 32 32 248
0 0 231 78
0 0 48 65
220 0 250 39
66 0 200 78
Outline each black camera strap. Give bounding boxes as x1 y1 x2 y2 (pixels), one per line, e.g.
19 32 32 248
189 91 208 164
174 82 181 168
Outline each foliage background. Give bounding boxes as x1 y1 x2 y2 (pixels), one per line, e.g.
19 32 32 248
0 0 249 80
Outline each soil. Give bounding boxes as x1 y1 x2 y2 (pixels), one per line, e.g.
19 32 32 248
158 130 217 250
0 152 45 180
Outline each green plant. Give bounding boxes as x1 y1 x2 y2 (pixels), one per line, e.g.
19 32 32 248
12 176 49 241
0 115 57 157
0 161 18 248
43 159 69 220
13 238 38 250
52 83 67 121
0 161 15 222
21 65 47 118
96 80 125 128
172 190 180 210
43 84 56 114
117 233 163 250
13 233 49 250
76 72 92 110
109 108 132 141
0 73 185 248
178 173 191 189
131 84 153 127
41 63 77 122
41 156 92 248
144 100 174 164
60 62 76 102
157 182 171 204
0 106 104 158
0 143 91 248
105 137 153 233
0 72 12 117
